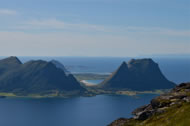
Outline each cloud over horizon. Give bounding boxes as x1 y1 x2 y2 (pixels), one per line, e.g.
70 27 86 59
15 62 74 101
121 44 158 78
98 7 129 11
0 9 17 15
0 31 189 57
0 0 189 57
6 18 190 38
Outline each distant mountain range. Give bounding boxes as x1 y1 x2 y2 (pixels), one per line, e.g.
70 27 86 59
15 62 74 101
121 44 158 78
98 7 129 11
0 56 85 96
0 57 176 97
99 58 175 91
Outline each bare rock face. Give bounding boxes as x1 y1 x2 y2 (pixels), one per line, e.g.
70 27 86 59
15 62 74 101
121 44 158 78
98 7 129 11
134 83 190 120
132 104 153 119
100 58 176 91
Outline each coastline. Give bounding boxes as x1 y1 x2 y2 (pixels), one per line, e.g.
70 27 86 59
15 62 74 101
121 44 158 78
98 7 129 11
0 89 166 99
80 80 96 86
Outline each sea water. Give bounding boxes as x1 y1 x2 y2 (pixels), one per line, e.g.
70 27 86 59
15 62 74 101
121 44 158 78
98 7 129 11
0 56 189 126
0 94 157 126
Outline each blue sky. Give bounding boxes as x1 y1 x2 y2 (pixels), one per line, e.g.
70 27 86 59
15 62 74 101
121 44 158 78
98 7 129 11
0 0 189 57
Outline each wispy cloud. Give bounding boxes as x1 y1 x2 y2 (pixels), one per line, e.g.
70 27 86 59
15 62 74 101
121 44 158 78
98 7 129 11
25 19 65 29
125 26 190 37
16 19 107 32
0 9 17 15
0 31 189 57
13 18 190 37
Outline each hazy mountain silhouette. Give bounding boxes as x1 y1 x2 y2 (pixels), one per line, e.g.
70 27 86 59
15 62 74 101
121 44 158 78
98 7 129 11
99 58 176 91
0 56 22 75
0 57 85 95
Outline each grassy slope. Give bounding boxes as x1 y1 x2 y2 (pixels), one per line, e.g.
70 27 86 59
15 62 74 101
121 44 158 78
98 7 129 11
0 92 16 97
124 102 190 126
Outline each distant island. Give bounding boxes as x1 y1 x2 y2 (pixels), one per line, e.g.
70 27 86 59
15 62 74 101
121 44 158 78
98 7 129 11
0 57 176 98
98 59 175 91
0 56 87 98
109 82 190 126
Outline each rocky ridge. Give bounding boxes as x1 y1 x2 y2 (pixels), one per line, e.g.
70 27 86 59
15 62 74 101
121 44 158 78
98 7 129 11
109 82 190 126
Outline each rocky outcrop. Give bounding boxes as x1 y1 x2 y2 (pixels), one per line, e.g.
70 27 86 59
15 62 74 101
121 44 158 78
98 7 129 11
109 82 190 126
131 82 190 120
100 58 175 91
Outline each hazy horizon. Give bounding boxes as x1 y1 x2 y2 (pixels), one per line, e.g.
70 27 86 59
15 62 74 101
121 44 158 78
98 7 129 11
0 53 190 58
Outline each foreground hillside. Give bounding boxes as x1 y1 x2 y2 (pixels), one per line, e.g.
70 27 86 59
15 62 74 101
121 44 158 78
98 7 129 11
109 82 190 126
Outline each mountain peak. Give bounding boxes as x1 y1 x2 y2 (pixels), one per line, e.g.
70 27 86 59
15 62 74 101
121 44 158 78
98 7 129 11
118 61 128 70
0 58 85 94
127 58 158 72
0 56 22 65
127 58 155 66
100 58 175 90
121 61 127 66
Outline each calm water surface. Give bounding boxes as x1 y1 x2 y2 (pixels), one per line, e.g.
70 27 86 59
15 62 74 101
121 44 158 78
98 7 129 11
0 57 189 126
0 94 157 126
84 79 104 85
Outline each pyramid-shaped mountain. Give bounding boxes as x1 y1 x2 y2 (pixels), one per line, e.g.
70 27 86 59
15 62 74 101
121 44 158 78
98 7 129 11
0 57 85 95
99 58 176 91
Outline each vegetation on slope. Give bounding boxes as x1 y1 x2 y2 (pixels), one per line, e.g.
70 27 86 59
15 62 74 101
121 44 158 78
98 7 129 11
118 102 190 126
109 82 190 126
